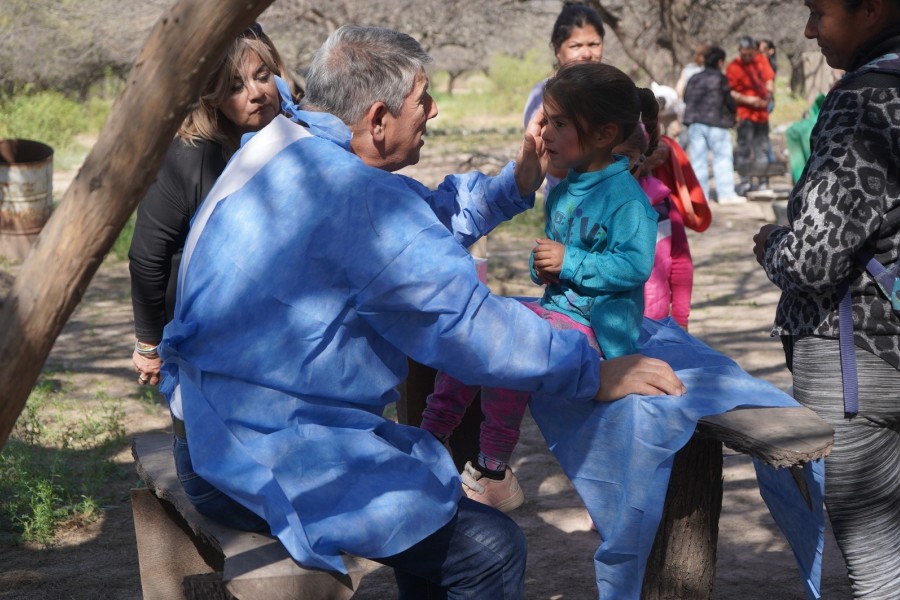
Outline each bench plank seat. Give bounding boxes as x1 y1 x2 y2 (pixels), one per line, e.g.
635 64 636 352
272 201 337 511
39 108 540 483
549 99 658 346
132 433 380 600
642 405 833 599
697 405 833 468
133 402 834 599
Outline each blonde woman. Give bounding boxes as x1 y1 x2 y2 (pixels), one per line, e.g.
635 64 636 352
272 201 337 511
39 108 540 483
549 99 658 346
130 23 289 388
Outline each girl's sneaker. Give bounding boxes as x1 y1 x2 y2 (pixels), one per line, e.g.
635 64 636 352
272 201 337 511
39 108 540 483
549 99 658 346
460 461 525 513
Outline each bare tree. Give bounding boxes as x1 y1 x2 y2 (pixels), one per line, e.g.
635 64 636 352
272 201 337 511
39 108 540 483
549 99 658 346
582 0 815 87
260 0 557 90
0 0 820 98
0 0 168 96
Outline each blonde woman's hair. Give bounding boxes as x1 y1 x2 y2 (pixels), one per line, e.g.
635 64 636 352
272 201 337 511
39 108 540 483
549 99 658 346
177 26 289 156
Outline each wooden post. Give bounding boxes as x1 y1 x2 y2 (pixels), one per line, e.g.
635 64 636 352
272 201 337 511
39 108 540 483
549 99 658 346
0 0 275 447
642 436 724 600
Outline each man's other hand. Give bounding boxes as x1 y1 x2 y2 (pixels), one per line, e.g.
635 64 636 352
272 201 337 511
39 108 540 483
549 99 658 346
596 354 686 401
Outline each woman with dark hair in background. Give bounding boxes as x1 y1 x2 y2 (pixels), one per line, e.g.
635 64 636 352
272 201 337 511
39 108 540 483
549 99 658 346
754 1 900 596
523 1 606 195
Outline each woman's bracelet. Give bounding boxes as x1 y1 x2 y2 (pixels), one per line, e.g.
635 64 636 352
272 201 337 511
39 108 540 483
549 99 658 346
135 340 160 359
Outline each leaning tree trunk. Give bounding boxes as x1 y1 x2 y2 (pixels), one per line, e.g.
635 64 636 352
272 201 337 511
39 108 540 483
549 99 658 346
0 0 276 447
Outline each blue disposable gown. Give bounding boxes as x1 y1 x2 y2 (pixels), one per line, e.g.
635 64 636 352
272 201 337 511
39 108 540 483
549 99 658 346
530 318 825 600
159 113 602 573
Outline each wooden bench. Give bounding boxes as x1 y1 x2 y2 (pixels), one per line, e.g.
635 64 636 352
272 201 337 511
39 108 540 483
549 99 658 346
131 434 381 600
133 404 833 600
399 369 834 600
642 405 833 599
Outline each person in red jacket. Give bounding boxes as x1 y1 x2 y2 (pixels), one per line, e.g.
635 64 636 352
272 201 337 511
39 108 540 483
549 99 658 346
726 36 775 195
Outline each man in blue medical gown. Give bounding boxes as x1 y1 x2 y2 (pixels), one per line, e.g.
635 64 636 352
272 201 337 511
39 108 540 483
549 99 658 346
159 25 684 599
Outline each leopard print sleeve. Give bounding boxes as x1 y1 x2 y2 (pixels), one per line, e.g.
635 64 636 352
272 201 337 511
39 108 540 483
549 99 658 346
763 80 900 369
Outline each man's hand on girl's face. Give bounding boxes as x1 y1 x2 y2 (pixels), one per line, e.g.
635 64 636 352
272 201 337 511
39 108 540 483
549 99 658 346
515 107 550 196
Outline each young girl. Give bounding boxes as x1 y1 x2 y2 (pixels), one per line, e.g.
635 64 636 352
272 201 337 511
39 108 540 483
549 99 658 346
614 128 695 330
421 62 661 511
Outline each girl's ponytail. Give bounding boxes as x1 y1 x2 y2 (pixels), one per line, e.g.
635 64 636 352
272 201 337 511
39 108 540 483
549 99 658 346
636 87 661 159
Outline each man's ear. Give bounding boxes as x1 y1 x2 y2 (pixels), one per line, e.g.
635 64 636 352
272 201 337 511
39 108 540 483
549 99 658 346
365 101 390 142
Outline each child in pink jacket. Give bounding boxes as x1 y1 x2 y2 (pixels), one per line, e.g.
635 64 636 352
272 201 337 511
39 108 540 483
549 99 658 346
615 132 699 329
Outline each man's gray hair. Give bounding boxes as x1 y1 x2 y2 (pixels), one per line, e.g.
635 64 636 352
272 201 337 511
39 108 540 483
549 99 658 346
304 25 433 126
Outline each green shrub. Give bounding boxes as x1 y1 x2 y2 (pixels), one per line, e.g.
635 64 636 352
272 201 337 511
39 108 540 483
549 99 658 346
0 87 112 174
0 89 86 151
0 375 127 546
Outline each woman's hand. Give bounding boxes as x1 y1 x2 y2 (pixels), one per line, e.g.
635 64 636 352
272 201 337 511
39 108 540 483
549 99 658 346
752 224 785 267
133 350 162 386
595 354 686 401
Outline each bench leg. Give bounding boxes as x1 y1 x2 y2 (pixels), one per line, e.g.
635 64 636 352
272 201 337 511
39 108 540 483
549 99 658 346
642 436 724 599
132 488 224 600
398 359 484 473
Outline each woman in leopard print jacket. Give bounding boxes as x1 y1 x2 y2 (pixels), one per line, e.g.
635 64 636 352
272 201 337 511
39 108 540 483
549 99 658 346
753 1 900 597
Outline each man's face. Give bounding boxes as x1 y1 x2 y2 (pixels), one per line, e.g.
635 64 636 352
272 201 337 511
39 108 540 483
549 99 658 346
381 72 439 171
739 46 757 63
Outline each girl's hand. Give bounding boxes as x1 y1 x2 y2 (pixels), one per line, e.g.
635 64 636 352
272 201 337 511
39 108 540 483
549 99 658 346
532 238 565 275
535 268 559 286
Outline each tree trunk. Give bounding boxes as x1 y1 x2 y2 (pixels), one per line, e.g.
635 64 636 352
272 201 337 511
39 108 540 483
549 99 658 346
584 0 661 81
642 436 723 600
0 0 275 447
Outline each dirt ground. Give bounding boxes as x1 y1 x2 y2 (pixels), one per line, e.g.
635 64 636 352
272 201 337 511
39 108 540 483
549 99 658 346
0 137 854 599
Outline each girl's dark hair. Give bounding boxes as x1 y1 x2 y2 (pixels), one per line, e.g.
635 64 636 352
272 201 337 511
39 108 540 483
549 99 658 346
543 62 660 160
550 2 606 53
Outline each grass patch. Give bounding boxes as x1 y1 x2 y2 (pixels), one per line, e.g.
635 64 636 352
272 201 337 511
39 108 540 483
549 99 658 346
430 49 549 132
496 195 546 240
0 375 127 546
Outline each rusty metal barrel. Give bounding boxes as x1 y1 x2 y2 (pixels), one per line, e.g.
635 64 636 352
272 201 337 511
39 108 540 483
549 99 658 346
0 139 54 261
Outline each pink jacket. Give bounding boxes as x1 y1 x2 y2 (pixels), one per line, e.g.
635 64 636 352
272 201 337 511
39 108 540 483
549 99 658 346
640 175 693 328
